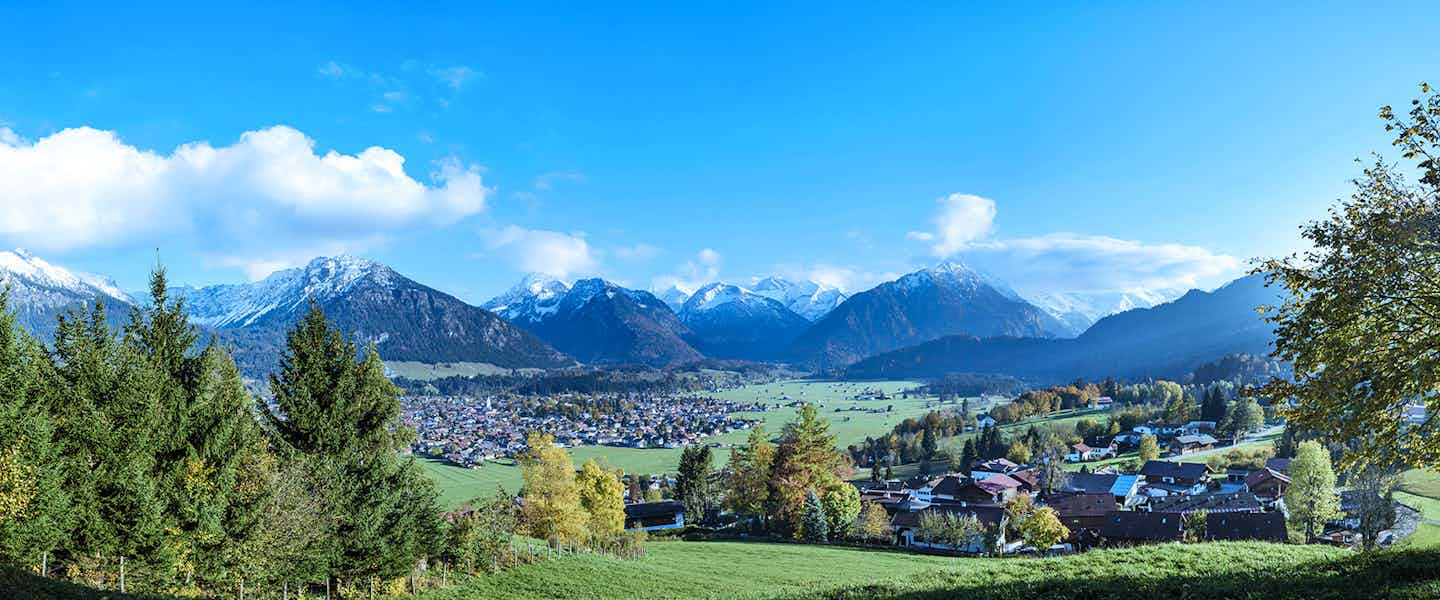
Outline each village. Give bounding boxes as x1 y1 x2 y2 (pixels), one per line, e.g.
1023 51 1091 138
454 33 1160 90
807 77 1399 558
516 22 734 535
402 392 766 467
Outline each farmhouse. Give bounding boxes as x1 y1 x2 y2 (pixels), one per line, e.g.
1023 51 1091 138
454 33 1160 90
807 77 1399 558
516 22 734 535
1245 468 1291 503
1139 461 1212 496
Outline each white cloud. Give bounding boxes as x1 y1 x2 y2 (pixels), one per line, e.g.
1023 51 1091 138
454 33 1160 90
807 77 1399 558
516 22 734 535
906 192 1239 295
908 193 997 257
652 248 722 294
964 233 1241 295
0 125 488 278
482 225 598 278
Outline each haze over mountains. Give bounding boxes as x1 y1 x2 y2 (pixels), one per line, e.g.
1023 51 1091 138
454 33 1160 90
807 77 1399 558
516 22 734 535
0 249 1274 384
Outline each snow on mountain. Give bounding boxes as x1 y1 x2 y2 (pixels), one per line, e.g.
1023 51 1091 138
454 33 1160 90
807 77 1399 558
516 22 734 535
0 249 132 303
655 284 692 312
678 282 810 361
0 249 133 341
749 276 848 321
1023 288 1181 333
481 273 570 322
180 255 396 328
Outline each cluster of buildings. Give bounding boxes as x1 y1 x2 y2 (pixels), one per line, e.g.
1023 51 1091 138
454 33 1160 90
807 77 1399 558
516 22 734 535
857 456 1405 553
1066 420 1231 464
402 393 763 467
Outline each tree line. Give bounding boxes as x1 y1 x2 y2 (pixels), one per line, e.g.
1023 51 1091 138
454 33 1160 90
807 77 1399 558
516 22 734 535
0 267 533 596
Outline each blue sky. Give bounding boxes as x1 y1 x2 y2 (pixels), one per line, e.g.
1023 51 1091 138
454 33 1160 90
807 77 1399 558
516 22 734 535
1 3 1436 303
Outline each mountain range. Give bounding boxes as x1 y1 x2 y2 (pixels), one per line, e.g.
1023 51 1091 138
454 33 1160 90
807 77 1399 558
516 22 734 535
785 262 1078 368
0 249 1279 384
485 276 702 367
843 274 1279 382
175 256 572 377
677 282 811 360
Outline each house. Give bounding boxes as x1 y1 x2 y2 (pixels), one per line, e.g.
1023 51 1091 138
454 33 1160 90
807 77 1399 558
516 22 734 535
1245 468 1291 503
1182 421 1218 436
910 475 968 503
624 501 684 531
1139 461 1212 496
973 458 1022 474
1171 434 1218 455
956 474 1021 505
975 414 997 429
1144 491 1264 515
1045 492 1116 536
1060 473 1120 495
1114 430 1144 448
1265 458 1292 474
1099 511 1184 544
1205 512 1288 542
1009 469 1042 495
1094 396 1113 408
1083 436 1119 459
1066 443 1097 463
892 505 1007 552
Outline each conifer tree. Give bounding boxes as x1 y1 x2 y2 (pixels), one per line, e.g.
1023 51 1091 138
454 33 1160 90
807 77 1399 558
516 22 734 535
675 445 715 526
264 303 441 583
50 298 168 580
799 488 827 543
0 290 68 564
724 426 774 524
769 404 847 535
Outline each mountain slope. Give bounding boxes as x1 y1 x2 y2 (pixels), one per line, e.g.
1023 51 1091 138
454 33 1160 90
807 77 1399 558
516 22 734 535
845 274 1279 382
180 256 572 376
678 283 810 360
788 262 1074 368
488 277 703 367
0 249 133 339
750 276 848 321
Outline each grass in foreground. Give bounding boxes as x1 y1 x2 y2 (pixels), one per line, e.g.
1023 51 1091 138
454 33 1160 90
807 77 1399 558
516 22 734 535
416 540 1439 600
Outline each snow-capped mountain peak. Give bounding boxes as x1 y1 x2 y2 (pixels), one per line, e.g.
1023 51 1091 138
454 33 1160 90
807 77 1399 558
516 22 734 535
481 273 569 316
180 255 398 329
1022 288 1181 333
749 276 848 321
0 248 131 303
655 284 692 312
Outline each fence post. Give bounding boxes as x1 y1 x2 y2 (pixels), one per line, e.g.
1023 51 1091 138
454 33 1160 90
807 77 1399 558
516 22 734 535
40 551 46 577
119 556 126 593
239 577 245 600
284 581 289 600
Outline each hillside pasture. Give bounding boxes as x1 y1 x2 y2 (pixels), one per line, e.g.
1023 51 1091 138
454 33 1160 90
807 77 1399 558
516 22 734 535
412 540 1440 599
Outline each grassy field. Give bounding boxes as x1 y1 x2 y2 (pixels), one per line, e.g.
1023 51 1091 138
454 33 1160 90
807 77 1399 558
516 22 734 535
1398 469 1440 549
422 380 947 508
411 539 1440 599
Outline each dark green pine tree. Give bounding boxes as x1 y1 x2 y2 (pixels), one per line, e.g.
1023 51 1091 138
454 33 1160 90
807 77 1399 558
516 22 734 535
800 488 827 543
50 298 168 579
675 445 714 525
921 424 938 459
125 265 267 587
0 290 69 564
960 438 978 473
264 303 441 583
